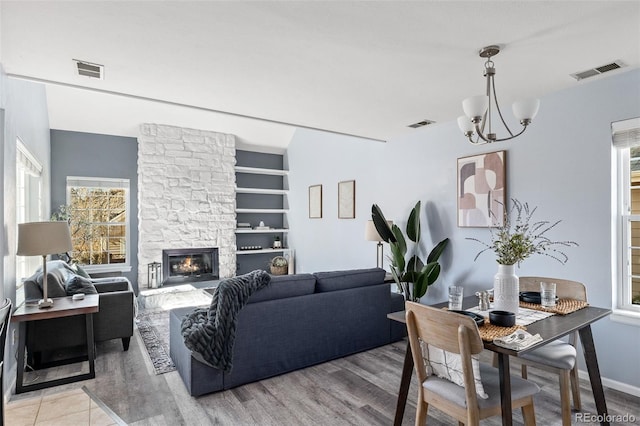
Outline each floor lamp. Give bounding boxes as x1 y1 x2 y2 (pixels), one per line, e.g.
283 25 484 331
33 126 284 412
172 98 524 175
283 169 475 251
17 221 73 309
364 220 392 269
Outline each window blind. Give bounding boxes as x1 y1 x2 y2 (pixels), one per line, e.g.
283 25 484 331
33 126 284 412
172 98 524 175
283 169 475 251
66 176 129 189
17 140 43 177
612 117 640 148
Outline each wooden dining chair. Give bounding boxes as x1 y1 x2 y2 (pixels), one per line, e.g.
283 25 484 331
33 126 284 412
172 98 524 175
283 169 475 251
405 301 539 426
518 276 586 426
0 298 13 426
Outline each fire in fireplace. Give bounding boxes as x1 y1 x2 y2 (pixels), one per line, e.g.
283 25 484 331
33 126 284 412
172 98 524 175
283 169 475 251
162 247 219 284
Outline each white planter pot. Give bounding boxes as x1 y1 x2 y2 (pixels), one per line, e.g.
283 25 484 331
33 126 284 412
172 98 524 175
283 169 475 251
493 263 519 314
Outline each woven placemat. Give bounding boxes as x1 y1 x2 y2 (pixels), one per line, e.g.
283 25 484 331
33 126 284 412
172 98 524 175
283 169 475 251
478 321 526 342
519 298 588 315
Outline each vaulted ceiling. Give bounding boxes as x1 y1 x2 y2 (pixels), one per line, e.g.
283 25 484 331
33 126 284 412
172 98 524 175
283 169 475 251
2 1 639 152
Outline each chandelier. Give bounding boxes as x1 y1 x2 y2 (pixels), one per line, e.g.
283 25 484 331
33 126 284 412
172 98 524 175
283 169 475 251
458 45 540 144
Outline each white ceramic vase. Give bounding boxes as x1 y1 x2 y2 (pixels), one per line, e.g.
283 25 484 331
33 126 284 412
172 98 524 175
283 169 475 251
493 263 519 314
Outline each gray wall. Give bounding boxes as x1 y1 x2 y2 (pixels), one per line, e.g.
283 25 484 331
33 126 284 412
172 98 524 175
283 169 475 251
286 69 640 392
0 65 51 403
50 130 139 293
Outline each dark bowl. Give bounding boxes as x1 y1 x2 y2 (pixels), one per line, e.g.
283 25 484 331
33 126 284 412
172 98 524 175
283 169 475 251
489 310 516 327
520 291 542 304
520 291 558 304
449 310 485 327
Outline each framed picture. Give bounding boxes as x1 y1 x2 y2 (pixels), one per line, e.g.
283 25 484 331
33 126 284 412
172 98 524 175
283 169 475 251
338 180 356 219
309 185 322 218
457 150 506 227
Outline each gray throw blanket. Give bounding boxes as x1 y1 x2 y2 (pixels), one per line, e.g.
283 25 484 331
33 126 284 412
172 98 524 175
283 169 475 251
181 270 271 372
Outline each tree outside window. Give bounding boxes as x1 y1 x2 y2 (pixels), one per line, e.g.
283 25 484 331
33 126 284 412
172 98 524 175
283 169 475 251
65 178 129 267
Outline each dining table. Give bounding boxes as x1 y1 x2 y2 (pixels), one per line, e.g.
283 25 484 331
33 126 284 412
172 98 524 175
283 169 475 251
387 295 612 426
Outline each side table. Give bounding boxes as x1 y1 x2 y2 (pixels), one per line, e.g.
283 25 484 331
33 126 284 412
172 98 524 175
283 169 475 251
12 294 99 393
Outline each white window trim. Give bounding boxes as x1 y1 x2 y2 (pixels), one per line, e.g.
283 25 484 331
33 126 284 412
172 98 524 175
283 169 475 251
66 176 131 273
613 121 640 326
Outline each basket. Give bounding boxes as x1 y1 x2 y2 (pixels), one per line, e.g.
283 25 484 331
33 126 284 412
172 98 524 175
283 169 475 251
270 265 288 275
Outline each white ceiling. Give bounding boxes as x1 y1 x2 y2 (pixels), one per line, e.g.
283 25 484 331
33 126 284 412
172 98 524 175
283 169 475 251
1 1 639 152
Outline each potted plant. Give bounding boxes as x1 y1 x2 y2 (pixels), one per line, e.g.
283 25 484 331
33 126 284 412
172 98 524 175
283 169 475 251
467 199 578 313
371 201 449 302
269 256 288 275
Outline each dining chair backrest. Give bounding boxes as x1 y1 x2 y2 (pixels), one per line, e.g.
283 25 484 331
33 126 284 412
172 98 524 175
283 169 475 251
405 301 483 355
519 276 587 302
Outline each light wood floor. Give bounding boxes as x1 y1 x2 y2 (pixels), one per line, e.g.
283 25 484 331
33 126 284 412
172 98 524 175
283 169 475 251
8 331 640 425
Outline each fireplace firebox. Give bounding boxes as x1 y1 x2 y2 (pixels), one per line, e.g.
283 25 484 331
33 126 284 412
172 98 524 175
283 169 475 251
162 247 219 285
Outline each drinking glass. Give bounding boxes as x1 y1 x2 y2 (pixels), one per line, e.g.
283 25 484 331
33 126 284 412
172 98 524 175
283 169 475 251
448 285 464 310
540 281 557 307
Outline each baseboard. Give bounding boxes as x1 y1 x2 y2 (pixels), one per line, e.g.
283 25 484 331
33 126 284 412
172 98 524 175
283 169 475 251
578 369 640 397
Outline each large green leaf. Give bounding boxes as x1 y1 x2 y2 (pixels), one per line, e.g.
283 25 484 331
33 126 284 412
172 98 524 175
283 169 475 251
426 237 450 264
371 204 396 243
423 262 441 286
413 272 430 299
390 243 406 272
391 225 406 256
406 201 421 243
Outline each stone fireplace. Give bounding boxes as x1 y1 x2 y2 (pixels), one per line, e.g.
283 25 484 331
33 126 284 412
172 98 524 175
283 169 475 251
137 124 236 288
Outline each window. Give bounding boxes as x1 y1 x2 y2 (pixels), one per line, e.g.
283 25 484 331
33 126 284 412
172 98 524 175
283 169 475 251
614 118 640 323
16 139 43 306
67 177 131 272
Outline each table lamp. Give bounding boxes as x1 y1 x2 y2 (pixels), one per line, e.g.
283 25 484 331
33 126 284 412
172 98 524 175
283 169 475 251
17 221 73 309
365 220 393 269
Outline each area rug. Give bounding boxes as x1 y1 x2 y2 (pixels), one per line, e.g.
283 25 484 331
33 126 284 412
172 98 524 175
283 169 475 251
136 309 175 375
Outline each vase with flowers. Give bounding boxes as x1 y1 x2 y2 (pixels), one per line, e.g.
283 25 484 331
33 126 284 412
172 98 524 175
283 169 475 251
467 199 578 313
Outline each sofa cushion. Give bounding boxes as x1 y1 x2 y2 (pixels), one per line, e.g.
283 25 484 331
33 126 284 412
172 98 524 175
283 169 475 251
313 268 386 293
24 269 67 299
248 274 316 303
65 275 98 295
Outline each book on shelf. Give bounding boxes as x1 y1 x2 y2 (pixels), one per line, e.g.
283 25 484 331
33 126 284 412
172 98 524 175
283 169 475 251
254 226 270 230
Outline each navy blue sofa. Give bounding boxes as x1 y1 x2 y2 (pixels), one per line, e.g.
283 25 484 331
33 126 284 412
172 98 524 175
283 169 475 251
169 268 406 396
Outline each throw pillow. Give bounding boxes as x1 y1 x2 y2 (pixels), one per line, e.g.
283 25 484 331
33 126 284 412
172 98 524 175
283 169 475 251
69 262 91 278
65 275 98 295
34 270 68 298
420 339 488 399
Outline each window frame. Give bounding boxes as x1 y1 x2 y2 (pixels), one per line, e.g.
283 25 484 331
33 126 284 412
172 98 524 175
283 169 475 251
66 176 132 274
613 125 640 325
16 138 43 306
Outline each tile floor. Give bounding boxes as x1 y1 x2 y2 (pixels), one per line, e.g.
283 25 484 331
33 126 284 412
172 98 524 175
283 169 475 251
5 387 121 426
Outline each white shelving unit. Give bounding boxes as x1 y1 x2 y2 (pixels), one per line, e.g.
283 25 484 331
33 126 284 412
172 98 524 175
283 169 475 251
235 163 290 272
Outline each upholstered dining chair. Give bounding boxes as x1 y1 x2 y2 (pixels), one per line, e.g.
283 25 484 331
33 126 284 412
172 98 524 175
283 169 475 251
0 298 13 426
405 301 539 426
517 276 586 426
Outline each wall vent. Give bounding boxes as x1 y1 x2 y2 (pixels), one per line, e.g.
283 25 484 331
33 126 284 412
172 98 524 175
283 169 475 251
408 119 436 128
571 60 625 81
73 59 104 79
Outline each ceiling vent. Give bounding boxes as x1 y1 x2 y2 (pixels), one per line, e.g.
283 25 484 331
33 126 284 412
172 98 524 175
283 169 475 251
408 119 436 129
73 59 104 79
571 60 625 81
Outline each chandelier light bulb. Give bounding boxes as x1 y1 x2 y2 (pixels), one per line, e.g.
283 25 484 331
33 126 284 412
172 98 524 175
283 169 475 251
457 115 475 135
462 95 488 122
512 98 540 123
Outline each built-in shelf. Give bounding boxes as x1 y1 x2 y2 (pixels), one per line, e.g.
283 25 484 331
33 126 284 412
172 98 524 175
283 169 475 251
235 166 289 176
236 187 288 195
236 208 288 214
236 248 290 255
235 228 289 234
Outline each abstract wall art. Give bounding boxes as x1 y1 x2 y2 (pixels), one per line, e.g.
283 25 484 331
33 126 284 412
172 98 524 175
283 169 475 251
457 150 506 227
338 180 356 219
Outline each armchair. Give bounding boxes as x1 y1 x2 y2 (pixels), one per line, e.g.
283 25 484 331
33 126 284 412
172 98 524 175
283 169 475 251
22 261 135 368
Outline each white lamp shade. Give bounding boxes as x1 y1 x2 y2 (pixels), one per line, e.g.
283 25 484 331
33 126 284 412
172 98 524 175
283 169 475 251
512 98 540 121
365 220 393 242
457 115 475 134
462 95 488 119
17 221 73 256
